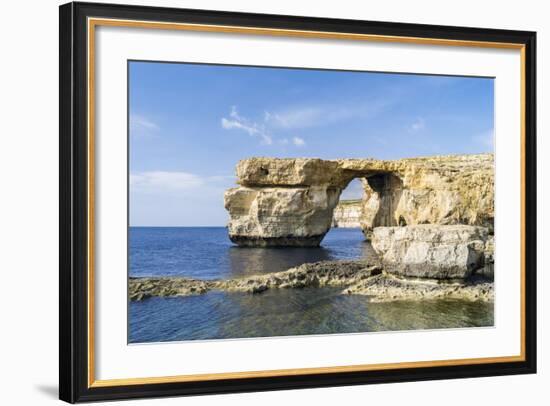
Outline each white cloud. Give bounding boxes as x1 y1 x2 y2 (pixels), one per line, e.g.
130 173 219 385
410 117 426 132
292 136 305 146
222 101 389 147
264 107 323 129
130 171 203 192
263 100 390 130
221 106 272 145
130 173 236 226
207 174 237 182
130 172 237 194
130 113 159 135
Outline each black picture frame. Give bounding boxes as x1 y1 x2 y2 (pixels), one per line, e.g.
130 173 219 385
59 1 537 403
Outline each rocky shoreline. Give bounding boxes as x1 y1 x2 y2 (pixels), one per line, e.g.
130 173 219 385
129 260 493 303
343 274 493 302
129 259 381 301
130 223 494 304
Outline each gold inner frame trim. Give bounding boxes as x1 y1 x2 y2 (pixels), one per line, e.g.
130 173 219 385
87 17 527 388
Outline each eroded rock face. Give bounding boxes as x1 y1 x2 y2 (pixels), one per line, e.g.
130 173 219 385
224 185 340 246
224 154 494 247
332 200 362 228
371 225 491 279
235 158 343 187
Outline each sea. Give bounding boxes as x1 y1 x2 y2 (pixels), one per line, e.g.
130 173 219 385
129 227 493 343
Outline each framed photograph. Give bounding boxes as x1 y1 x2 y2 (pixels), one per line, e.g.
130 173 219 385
59 2 536 403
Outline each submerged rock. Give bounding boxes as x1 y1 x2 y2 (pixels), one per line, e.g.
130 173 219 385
371 225 491 279
224 154 494 247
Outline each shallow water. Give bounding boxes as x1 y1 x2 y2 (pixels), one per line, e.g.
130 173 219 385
129 227 494 343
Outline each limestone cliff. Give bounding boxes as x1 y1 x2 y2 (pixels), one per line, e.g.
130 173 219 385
332 200 362 228
224 154 494 247
370 224 492 279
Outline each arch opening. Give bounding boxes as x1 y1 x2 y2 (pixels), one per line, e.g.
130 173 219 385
331 178 364 229
330 172 404 240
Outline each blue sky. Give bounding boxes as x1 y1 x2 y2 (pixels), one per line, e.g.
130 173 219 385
129 61 494 226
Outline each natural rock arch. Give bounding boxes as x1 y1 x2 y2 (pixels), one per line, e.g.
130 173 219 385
224 154 494 247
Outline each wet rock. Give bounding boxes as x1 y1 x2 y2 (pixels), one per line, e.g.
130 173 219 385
129 259 382 300
129 257 493 303
128 277 213 301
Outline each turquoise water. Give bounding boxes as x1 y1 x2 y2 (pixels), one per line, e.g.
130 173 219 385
129 227 493 343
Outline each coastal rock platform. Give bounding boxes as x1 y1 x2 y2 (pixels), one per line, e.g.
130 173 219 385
130 259 382 301
130 259 493 303
343 274 493 302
